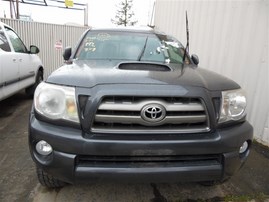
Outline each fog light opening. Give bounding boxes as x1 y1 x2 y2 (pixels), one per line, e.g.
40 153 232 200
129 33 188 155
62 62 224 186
239 141 248 154
36 140 53 156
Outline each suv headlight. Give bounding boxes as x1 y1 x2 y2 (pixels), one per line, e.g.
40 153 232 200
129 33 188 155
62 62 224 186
219 89 247 123
34 82 79 123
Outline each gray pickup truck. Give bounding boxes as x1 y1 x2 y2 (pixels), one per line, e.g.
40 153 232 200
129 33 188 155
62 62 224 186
29 27 253 188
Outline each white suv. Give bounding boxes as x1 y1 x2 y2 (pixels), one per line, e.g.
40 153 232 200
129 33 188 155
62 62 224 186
0 21 43 101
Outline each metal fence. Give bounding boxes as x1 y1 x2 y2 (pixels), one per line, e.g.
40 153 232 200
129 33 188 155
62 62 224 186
1 9 268 146
154 0 269 146
0 18 88 78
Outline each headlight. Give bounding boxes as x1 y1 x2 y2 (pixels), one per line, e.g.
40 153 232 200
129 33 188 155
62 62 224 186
219 89 247 123
34 82 79 123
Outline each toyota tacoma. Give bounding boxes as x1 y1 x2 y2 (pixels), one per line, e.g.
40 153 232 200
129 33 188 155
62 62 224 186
29 27 253 188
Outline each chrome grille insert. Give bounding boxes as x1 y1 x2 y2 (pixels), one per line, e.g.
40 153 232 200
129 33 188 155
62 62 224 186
92 96 210 134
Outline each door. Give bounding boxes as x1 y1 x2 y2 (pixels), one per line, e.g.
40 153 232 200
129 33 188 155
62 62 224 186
4 26 35 90
0 26 19 101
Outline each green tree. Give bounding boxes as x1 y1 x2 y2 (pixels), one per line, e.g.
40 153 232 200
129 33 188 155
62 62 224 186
111 0 138 26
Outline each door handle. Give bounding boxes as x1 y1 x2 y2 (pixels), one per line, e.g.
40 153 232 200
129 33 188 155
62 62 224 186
13 59 16 62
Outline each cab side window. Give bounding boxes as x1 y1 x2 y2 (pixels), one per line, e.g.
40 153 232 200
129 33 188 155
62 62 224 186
0 27 11 52
5 27 27 53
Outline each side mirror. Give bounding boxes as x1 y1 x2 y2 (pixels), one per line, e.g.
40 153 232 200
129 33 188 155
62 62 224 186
63 47 72 61
191 54 199 65
30 45 39 54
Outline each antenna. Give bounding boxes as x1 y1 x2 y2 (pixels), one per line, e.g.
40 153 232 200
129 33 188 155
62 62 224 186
182 11 189 65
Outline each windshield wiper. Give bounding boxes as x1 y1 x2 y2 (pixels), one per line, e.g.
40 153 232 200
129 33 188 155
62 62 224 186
137 36 148 61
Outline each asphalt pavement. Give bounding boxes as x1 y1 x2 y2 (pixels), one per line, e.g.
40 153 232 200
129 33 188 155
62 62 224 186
0 91 269 202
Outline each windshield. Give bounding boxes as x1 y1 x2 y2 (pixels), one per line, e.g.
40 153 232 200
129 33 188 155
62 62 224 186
75 31 188 64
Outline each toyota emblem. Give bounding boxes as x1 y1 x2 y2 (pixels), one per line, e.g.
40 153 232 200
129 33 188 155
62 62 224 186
141 104 166 123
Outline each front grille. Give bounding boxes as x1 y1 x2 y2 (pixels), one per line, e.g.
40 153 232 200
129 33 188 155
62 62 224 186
91 96 210 134
76 154 222 167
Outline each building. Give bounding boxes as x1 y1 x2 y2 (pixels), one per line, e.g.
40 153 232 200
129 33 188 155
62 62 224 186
154 0 269 146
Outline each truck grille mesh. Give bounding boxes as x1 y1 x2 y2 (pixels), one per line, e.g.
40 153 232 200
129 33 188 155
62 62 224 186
91 96 210 134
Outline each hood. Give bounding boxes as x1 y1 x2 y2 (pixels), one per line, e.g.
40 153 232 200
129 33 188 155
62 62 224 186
47 60 240 91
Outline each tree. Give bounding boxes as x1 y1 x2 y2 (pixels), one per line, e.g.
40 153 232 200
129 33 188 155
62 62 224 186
111 0 138 26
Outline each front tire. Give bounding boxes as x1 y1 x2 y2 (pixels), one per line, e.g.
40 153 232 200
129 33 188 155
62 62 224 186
36 167 66 188
26 70 43 97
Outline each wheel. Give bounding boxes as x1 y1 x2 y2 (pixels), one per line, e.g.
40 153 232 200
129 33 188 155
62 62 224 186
36 167 66 188
25 69 43 97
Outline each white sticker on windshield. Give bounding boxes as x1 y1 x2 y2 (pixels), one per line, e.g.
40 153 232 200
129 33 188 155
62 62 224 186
97 33 110 41
84 37 96 52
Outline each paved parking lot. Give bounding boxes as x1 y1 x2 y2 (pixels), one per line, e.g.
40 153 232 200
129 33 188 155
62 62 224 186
0 92 269 202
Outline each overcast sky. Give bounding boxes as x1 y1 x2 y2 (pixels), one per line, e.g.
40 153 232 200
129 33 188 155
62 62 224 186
0 0 155 27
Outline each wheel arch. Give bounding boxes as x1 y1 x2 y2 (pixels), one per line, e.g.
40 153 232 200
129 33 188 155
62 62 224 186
37 65 44 79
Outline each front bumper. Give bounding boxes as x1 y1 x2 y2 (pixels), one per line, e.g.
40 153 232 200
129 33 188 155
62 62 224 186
29 112 253 184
